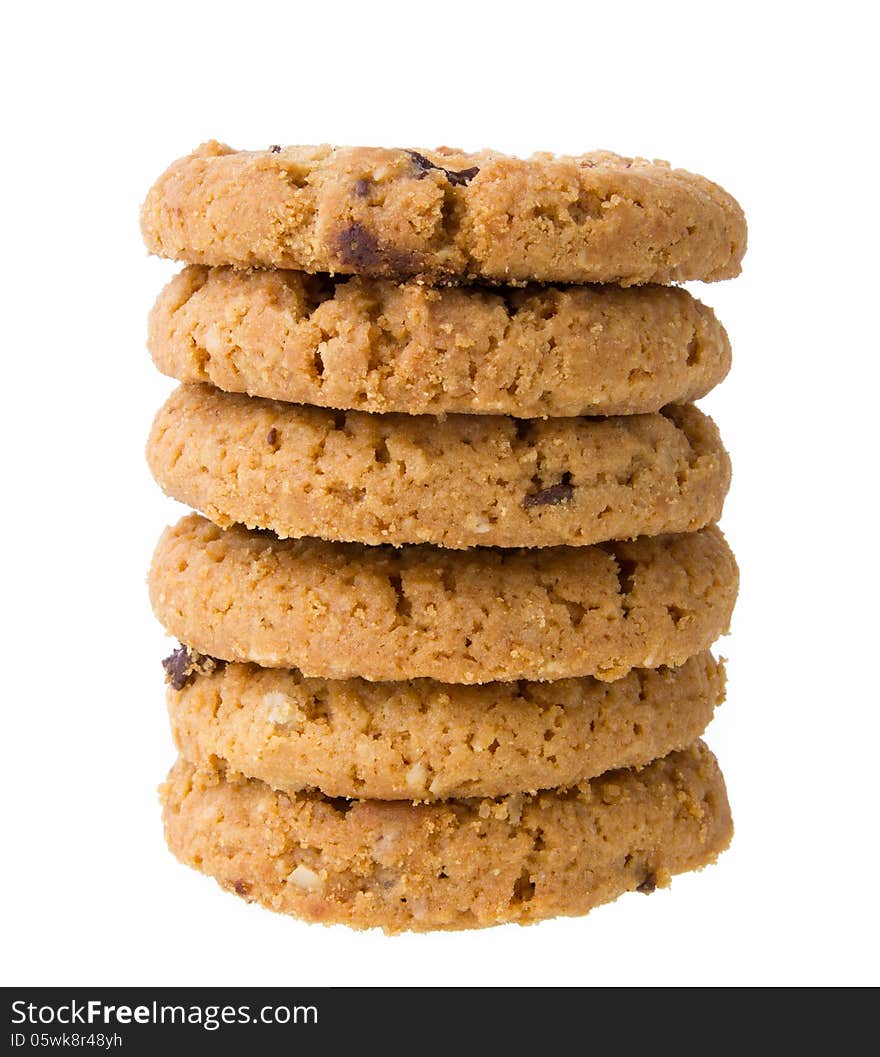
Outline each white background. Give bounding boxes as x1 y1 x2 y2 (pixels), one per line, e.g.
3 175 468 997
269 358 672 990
3 0 877 988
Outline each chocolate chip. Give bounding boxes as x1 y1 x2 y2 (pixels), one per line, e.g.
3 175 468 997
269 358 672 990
162 644 223 691
162 645 191 690
406 150 437 175
268 144 281 153
267 427 278 447
233 880 252 896
333 223 420 278
405 149 479 187
334 222 381 269
353 178 371 197
523 477 575 510
446 165 480 187
636 873 657 895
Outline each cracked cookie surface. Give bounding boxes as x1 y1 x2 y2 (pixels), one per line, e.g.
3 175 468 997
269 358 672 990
149 514 738 683
141 141 746 285
149 266 731 416
161 741 732 932
148 385 730 549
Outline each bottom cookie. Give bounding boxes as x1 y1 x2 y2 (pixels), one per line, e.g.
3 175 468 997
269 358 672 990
161 742 731 932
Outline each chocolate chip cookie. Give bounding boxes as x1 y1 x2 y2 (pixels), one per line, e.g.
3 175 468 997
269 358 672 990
149 515 738 683
161 742 732 932
147 385 730 549
166 650 724 800
149 266 731 416
141 141 746 285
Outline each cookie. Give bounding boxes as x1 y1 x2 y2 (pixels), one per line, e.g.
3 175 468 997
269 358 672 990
148 385 730 549
149 266 732 417
149 514 738 683
161 741 732 932
140 141 746 285
166 649 724 800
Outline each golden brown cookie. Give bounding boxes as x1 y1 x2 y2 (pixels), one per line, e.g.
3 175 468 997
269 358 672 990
161 742 732 932
165 648 724 800
149 514 738 683
149 266 732 417
147 385 730 549
140 141 746 285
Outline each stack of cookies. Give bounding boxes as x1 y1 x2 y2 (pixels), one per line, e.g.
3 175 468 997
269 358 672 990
141 142 746 932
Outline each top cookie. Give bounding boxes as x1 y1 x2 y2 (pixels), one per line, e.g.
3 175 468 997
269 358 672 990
141 141 747 285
